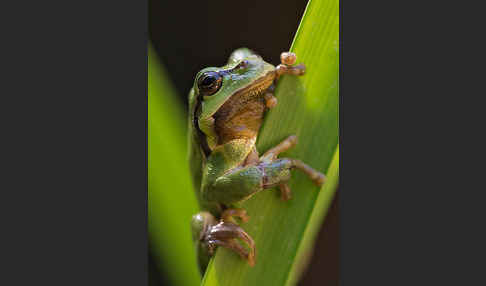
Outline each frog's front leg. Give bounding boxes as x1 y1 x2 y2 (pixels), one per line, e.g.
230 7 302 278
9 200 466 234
261 135 326 200
264 52 306 109
276 52 306 79
261 135 326 185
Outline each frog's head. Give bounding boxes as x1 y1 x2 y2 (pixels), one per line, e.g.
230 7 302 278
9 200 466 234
193 48 275 123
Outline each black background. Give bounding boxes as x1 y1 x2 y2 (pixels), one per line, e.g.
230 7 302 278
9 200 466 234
149 0 338 285
150 0 308 106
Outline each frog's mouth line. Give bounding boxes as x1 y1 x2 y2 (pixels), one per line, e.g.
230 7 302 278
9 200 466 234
231 71 275 99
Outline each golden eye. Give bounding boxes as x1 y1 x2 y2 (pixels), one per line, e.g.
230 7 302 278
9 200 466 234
197 71 222 95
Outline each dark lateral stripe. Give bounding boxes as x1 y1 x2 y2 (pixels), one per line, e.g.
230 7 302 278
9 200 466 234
193 62 244 157
194 93 211 157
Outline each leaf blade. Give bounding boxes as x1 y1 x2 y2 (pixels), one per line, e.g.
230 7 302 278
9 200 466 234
201 0 339 284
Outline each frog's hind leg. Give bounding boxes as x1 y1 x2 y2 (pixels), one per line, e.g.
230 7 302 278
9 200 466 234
191 210 256 269
260 135 298 200
191 211 217 273
279 183 292 201
260 135 298 162
260 135 326 199
221 208 250 223
291 159 326 186
205 136 325 204
259 158 325 202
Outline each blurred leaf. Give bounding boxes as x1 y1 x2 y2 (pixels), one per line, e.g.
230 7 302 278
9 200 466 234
148 45 201 286
287 147 339 285
201 0 339 285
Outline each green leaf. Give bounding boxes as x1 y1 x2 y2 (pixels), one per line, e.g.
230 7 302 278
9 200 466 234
201 0 339 284
148 45 201 286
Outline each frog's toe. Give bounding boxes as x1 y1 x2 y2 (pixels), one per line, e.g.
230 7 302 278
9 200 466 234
291 159 326 187
279 51 305 76
264 93 278 109
314 172 326 186
279 183 292 201
221 208 250 223
280 52 297 65
207 221 256 266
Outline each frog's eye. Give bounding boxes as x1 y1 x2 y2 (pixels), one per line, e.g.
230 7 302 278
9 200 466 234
197 71 223 96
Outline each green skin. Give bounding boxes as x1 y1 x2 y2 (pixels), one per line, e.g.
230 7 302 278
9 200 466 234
188 48 324 273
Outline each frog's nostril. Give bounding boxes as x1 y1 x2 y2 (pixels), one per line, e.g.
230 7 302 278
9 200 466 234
236 60 249 69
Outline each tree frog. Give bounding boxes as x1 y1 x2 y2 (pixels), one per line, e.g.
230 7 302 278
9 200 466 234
188 48 325 272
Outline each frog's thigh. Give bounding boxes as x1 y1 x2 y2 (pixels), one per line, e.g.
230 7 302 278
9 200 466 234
210 166 264 204
208 159 294 204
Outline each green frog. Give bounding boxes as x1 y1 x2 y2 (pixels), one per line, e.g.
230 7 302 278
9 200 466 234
188 48 325 273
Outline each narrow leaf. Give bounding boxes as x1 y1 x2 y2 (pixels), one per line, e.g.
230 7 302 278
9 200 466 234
201 0 339 284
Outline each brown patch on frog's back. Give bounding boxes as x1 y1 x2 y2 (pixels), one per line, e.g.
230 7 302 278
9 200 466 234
213 71 275 145
213 93 266 145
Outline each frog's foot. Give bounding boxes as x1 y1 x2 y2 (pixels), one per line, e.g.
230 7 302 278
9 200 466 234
292 159 326 186
263 84 277 109
207 220 256 266
264 93 278 109
276 52 306 79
